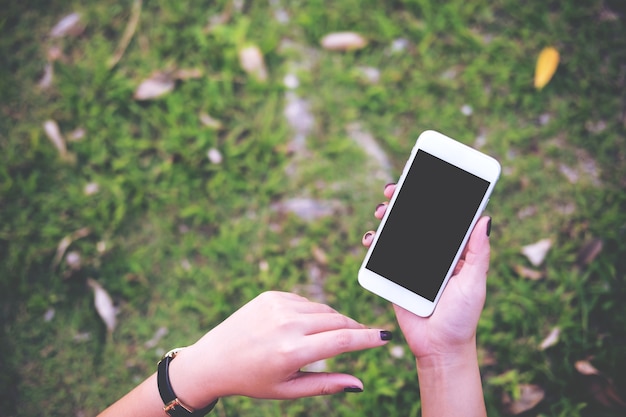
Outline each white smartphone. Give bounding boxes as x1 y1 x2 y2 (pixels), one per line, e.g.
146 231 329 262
358 130 501 317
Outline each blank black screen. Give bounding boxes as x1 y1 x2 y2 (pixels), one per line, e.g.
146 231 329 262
366 150 490 301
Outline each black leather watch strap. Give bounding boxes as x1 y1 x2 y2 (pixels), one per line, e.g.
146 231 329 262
157 348 218 417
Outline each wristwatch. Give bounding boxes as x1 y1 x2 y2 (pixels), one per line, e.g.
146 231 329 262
157 347 218 416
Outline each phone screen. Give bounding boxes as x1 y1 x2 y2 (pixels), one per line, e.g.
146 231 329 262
365 149 490 301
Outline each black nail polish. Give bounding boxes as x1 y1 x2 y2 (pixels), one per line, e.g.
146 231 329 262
486 217 492 237
363 232 373 241
344 387 363 393
380 330 393 341
375 203 386 212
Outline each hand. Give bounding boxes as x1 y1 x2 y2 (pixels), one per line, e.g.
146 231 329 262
168 291 391 408
362 183 491 360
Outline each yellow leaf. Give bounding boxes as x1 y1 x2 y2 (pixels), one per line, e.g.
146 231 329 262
534 47 560 90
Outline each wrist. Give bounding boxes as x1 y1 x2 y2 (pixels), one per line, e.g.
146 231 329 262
415 338 478 373
414 339 486 417
165 347 220 413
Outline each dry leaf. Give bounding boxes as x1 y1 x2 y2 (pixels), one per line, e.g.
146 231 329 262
238 45 268 81
87 278 117 332
575 359 626 411
43 120 66 155
575 359 601 375
68 127 86 141
173 68 204 80
259 260 269 272
108 0 142 68
506 384 545 414
320 32 368 51
539 327 560 350
207 148 223 164
51 227 90 269
38 63 54 89
311 246 328 266
96 241 107 254
390 345 405 359
514 264 544 280
133 72 175 100
144 326 168 348
271 198 342 222
576 238 603 267
47 45 63 62
521 238 552 266
50 12 84 38
84 182 100 196
44 308 56 322
199 112 223 130
65 251 82 270
534 46 560 90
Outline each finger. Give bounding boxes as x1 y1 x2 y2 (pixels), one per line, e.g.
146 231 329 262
362 231 375 247
280 371 364 398
374 202 387 219
300 313 367 336
384 183 396 199
457 216 491 283
289 299 341 315
297 328 390 365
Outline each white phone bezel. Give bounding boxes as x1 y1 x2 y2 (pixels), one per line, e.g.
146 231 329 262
357 130 501 317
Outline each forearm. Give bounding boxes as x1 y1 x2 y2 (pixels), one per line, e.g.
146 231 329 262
416 341 486 417
98 373 165 417
98 348 219 417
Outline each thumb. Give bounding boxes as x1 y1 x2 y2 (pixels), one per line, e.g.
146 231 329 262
281 371 364 397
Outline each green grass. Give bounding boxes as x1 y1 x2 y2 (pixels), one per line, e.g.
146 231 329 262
2 1 626 416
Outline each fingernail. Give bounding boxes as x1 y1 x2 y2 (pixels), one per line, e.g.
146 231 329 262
375 202 386 212
486 217 492 237
344 387 363 393
363 231 373 242
380 330 393 341
384 182 396 191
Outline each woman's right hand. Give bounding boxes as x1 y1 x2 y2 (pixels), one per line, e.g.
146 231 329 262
167 291 392 410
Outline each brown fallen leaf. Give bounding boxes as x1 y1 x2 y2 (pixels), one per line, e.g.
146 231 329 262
51 227 90 270
575 359 626 411
576 238 603 267
312 245 328 266
65 251 82 270
539 327 560 350
37 63 54 89
173 68 204 80
514 264 544 280
521 238 552 266
49 12 84 38
238 45 268 81
108 0 142 68
87 278 117 333
133 71 176 100
43 120 76 163
207 148 223 164
505 384 545 414
534 46 560 90
199 112 223 130
575 359 601 375
83 182 100 196
320 32 368 51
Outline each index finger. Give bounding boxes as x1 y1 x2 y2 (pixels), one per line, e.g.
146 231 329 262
296 328 391 366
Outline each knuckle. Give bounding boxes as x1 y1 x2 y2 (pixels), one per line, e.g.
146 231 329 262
335 329 353 350
318 383 334 396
